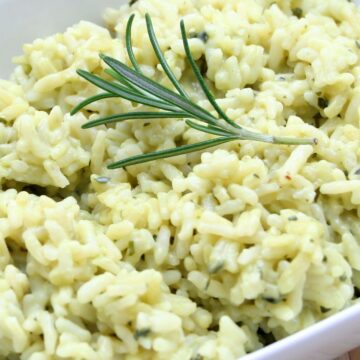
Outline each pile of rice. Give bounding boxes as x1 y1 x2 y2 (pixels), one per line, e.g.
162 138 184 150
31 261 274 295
1 0 360 359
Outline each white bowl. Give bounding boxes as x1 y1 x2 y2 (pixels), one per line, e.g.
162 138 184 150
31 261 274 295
0 0 120 77
1 0 360 359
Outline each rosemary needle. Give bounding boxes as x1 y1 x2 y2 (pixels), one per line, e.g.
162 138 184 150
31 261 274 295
72 14 317 169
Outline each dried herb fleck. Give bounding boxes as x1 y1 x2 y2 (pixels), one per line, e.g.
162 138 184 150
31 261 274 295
288 215 298 221
205 278 211 290
339 274 347 282
208 261 225 274
190 31 209 43
318 97 328 109
129 0 138 6
356 40 360 49
355 168 360 175
134 328 151 339
127 241 135 256
320 306 331 313
292 8 303 18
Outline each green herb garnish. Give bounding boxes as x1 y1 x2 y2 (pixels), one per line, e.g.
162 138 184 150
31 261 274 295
134 328 151 339
72 14 317 169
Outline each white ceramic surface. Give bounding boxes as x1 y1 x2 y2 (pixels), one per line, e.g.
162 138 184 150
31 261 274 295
0 0 360 359
0 0 120 78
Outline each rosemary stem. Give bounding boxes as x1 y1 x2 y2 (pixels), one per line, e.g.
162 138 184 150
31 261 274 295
74 13 319 169
271 135 317 145
234 127 316 145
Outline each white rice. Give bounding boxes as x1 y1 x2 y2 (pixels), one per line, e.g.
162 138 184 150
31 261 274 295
0 0 360 359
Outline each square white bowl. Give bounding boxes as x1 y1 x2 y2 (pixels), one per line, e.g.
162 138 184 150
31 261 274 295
1 0 359 359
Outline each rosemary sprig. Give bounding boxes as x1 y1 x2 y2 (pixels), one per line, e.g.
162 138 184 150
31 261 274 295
71 14 317 169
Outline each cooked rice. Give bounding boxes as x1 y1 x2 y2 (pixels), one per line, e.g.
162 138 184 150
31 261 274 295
1 0 360 359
